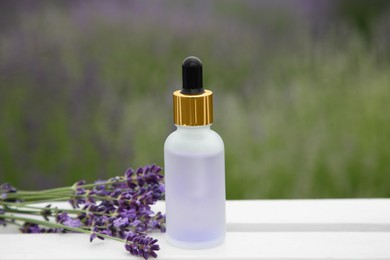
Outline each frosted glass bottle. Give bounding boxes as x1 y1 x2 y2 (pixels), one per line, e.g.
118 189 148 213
164 124 226 248
164 56 226 248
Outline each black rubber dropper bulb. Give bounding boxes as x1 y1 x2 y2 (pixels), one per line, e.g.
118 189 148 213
181 56 205 95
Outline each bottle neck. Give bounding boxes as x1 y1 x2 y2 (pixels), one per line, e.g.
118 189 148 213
175 124 212 132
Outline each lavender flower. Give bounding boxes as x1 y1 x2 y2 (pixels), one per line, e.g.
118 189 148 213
69 180 87 208
56 212 81 228
125 233 160 260
90 231 97 242
19 222 60 233
148 212 166 232
1 164 165 259
90 226 105 242
63 217 81 228
0 183 17 201
41 204 52 221
20 223 41 233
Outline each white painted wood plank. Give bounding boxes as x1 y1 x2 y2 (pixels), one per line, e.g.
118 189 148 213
1 200 390 259
155 199 390 232
0 232 389 260
226 199 390 231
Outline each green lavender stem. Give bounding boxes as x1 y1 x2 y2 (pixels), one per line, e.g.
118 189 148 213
1 202 116 217
15 178 132 195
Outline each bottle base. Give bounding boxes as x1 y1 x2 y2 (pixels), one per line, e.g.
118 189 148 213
167 234 225 249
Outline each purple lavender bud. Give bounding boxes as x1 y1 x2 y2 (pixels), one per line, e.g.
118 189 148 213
20 223 42 233
131 219 142 226
93 215 109 226
93 179 111 196
56 212 81 228
153 166 162 174
148 212 165 232
119 208 137 219
136 176 146 187
113 217 129 228
149 220 159 229
94 179 107 190
56 212 69 223
136 167 144 175
139 206 153 216
0 183 17 194
40 204 52 221
111 188 123 198
76 188 86 196
158 184 165 193
84 203 99 213
129 219 148 233
72 180 86 193
69 196 86 208
0 183 18 201
90 232 97 242
85 190 96 204
125 168 134 179
75 180 86 186
97 200 116 214
90 226 106 242
151 184 165 199
78 212 87 223
125 233 160 259
109 177 127 189
100 229 112 237
63 217 81 228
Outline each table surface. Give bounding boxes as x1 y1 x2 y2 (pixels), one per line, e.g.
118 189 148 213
1 199 390 259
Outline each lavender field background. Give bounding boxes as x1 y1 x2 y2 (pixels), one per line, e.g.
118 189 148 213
1 0 389 199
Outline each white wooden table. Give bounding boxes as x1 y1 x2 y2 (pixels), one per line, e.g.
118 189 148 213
1 199 390 259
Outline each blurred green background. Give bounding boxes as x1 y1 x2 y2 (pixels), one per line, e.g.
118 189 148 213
0 0 389 199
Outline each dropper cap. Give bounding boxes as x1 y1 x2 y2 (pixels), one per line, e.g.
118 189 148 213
181 56 204 94
173 56 213 126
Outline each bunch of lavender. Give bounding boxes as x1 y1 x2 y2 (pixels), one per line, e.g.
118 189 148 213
0 165 165 260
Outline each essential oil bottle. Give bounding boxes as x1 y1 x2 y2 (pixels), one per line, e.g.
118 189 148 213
164 56 226 248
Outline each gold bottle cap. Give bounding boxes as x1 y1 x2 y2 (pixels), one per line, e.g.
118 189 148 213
173 89 213 126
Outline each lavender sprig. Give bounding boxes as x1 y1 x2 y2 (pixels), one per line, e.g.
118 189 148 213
0 164 165 259
125 232 160 259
